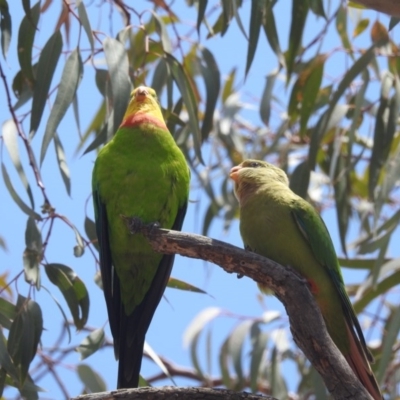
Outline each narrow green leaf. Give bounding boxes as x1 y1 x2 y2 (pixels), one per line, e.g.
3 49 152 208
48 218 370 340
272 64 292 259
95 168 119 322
30 31 62 137
0 327 20 386
75 100 106 155
353 18 369 38
308 45 376 170
40 285 71 343
53 133 71 196
21 0 31 21
245 0 263 77
250 323 268 393
2 119 34 208
300 56 325 135
77 1 94 52
286 0 308 81
144 341 176 385
228 320 253 387
376 306 400 384
84 216 99 252
151 11 172 53
23 217 42 289
220 0 234 36
167 277 207 294
219 337 232 388
165 53 203 163
369 72 397 201
353 269 400 313
183 307 222 348
82 121 108 155
77 364 106 394
262 3 285 67
72 94 81 137
289 160 310 199
309 0 326 18
330 145 350 255
259 71 277 126
221 67 236 103
12 68 34 109
7 296 43 385
44 263 89 330
1 163 41 220
232 0 248 40
199 47 220 141
103 37 131 136
196 0 208 32
17 1 40 83
336 4 353 56
389 17 400 31
0 298 16 329
72 224 85 258
41 48 83 165
94 69 109 97
76 328 105 360
0 0 11 59
151 58 168 95
270 345 288 398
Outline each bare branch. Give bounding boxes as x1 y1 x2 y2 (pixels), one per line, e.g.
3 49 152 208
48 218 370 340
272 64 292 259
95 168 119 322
125 219 373 400
71 386 276 400
352 0 400 18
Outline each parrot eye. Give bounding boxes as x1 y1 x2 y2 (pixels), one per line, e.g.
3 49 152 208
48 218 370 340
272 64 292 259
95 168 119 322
249 162 261 168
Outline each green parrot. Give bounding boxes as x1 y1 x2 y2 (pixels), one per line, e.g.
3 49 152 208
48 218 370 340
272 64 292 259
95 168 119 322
230 159 382 400
92 86 190 388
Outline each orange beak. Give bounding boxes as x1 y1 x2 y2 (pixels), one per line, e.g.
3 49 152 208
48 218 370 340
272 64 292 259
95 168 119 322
229 165 242 183
135 86 149 101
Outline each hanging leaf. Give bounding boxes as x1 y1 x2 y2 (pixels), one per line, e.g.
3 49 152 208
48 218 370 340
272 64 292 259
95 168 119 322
30 31 63 137
103 37 131 137
41 48 83 165
199 47 220 141
0 0 11 59
7 295 43 386
2 119 34 208
1 163 41 220
53 133 71 196
23 217 42 289
17 1 40 83
76 328 105 360
44 263 89 330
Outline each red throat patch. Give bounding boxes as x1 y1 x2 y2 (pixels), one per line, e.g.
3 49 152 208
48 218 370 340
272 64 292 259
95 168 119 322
120 113 167 130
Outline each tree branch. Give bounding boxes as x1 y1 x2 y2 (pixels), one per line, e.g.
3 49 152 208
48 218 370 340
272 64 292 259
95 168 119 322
352 0 400 18
126 219 373 400
72 386 276 400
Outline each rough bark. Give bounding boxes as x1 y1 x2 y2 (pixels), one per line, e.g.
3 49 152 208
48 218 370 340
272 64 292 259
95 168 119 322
71 386 276 400
123 219 373 400
352 0 400 18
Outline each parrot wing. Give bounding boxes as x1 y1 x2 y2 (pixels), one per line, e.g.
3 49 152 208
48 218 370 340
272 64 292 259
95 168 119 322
93 181 188 387
290 198 371 360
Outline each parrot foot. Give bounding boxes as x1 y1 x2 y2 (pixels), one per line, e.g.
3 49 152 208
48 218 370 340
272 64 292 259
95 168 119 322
123 215 161 235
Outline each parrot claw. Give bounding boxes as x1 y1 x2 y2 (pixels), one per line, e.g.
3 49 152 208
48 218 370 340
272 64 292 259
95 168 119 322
236 273 244 279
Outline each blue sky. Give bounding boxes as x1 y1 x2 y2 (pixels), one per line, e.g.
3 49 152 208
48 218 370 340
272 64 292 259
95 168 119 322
0 1 397 399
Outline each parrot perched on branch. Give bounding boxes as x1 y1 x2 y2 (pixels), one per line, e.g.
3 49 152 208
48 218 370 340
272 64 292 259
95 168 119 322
92 86 190 388
230 159 382 400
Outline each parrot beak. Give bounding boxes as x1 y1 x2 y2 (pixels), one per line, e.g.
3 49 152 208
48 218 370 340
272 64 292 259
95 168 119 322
135 86 149 101
229 165 242 183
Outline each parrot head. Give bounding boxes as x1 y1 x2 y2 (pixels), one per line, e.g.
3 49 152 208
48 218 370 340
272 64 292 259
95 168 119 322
121 86 166 129
230 159 289 203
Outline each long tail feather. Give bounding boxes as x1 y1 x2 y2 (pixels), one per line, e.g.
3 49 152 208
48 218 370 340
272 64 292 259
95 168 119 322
344 322 382 400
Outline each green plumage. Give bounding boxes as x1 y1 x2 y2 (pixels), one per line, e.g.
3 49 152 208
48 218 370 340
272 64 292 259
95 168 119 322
92 86 190 388
231 160 382 400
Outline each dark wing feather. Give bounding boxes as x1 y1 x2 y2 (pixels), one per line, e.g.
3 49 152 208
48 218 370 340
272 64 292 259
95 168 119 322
291 199 373 362
93 188 121 358
118 200 189 388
